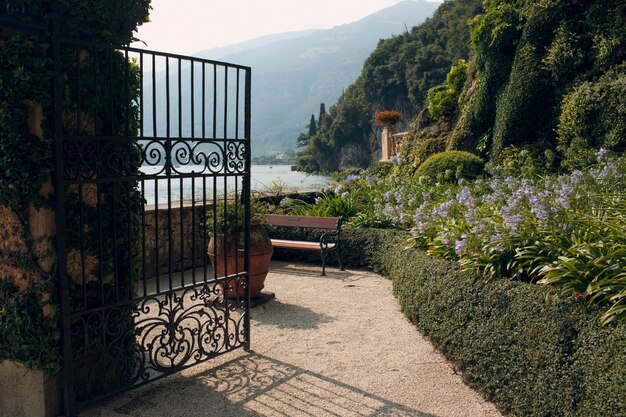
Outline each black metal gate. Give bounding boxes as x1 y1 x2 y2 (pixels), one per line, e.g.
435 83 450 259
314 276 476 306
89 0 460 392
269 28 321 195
55 36 252 417
2 5 252 415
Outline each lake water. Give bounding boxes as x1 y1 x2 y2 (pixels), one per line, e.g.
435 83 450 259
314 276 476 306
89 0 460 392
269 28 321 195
140 164 330 204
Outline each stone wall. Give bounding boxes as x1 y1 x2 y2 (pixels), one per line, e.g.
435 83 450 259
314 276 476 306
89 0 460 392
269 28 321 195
143 203 211 278
0 361 61 417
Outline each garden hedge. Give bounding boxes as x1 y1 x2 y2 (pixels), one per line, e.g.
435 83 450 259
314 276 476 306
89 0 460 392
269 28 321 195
415 150 484 181
268 225 626 417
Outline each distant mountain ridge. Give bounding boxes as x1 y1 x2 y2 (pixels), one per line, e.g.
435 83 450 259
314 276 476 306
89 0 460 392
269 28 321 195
195 0 440 156
196 30 318 62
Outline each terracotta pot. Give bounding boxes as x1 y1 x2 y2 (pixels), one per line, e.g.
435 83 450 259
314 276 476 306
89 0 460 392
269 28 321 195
207 223 273 298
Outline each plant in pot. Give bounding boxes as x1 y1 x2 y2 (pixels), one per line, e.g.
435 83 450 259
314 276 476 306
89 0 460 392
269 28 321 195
374 110 401 131
206 199 273 299
374 110 402 160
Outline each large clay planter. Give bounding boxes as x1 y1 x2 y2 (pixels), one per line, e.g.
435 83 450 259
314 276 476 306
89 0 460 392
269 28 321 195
207 223 273 298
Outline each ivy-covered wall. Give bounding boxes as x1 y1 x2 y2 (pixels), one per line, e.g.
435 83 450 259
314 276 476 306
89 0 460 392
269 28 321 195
0 0 151 372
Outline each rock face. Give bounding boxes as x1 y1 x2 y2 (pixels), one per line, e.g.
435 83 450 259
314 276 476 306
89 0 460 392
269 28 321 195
338 141 372 171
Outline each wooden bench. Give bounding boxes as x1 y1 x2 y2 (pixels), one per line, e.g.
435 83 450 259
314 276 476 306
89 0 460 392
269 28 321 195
264 214 344 276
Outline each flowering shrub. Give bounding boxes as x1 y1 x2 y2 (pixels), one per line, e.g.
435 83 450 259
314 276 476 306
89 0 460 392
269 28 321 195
285 151 626 324
409 155 626 324
374 110 401 127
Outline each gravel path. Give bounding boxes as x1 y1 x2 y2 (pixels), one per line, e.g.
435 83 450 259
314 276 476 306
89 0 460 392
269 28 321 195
82 261 502 417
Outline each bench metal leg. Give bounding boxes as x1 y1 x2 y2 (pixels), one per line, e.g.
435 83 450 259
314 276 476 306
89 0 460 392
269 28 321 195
338 252 344 271
321 251 326 276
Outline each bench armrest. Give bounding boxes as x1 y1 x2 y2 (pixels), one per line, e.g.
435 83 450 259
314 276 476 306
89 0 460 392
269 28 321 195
319 230 339 249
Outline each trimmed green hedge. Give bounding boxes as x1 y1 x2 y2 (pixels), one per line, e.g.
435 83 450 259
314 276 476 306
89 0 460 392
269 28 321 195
415 150 484 181
268 225 626 417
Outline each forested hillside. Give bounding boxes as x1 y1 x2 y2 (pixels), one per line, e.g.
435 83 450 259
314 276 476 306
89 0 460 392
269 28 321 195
296 0 626 172
296 0 483 171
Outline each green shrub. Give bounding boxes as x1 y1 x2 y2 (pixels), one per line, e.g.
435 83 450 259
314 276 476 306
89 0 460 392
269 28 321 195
415 150 484 181
269 227 626 416
487 144 556 177
285 193 362 219
427 85 457 121
412 137 447 166
557 67 626 170
426 60 468 122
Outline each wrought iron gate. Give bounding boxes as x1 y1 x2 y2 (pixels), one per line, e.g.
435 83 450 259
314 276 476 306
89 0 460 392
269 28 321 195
55 38 252 416
2 5 252 415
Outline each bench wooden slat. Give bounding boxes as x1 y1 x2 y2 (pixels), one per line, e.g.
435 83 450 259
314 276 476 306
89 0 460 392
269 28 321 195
265 214 340 230
270 239 336 251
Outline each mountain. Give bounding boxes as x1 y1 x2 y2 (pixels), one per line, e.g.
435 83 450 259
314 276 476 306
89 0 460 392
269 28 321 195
195 0 439 156
195 29 318 62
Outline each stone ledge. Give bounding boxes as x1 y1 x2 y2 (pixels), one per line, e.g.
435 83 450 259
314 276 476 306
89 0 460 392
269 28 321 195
0 360 61 417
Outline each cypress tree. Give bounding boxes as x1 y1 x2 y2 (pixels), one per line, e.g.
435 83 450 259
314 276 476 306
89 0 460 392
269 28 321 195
308 114 317 136
318 103 327 126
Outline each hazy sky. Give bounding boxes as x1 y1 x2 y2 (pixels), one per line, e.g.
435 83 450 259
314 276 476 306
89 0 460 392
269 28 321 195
133 0 441 55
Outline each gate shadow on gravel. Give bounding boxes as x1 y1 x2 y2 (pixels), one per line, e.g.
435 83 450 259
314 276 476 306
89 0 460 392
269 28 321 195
269 261 363 281
252 300 335 330
101 352 437 417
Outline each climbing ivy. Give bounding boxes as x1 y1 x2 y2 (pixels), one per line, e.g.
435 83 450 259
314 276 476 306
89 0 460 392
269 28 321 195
0 1 151 372
0 35 53 211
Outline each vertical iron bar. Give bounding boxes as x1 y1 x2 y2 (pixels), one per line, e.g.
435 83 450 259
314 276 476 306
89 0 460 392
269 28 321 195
243 68 252 350
97 180 106 396
191 176 196 284
235 69 240 139
222 170 229 349
168 178 173 291
202 62 205 139
109 48 114 135
203 176 208 282
180 176 184 287
75 46 81 135
93 48 98 135
125 48 132 299
191 61 196 284
79 184 86 308
152 54 156 136
178 58 182 138
213 64 217 139
97 182 104 306
166 57 170 138
154 178 160 293
222 65 230 349
178 59 184 286
127 183 132 299
112 182 118 300
212 176 217 283
142 181 147 297
234 176 239 292
139 53 147 297
223 66 228 140
125 49 129 137
139 52 143 138
166 57 173 291
52 10 76 414
191 61 195 139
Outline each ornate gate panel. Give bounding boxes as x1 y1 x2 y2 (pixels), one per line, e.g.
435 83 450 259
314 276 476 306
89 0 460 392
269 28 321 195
53 36 252 414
